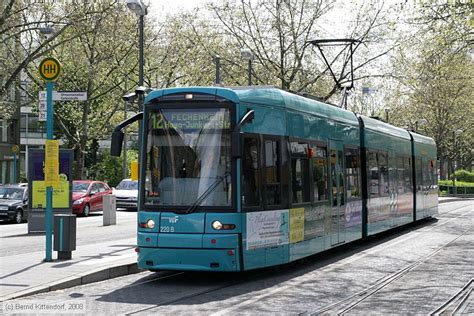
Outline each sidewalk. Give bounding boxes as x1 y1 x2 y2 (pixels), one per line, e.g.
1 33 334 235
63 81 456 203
438 196 474 204
0 212 140 302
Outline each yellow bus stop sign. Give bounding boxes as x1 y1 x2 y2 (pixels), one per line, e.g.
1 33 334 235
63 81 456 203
39 57 61 82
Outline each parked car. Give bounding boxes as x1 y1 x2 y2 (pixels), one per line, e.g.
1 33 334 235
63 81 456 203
113 179 138 210
0 184 28 224
72 180 112 216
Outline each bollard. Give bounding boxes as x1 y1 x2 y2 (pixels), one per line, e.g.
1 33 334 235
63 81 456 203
103 195 116 226
53 214 76 260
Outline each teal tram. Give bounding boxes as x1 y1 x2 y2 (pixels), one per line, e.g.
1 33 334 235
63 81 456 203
111 86 438 272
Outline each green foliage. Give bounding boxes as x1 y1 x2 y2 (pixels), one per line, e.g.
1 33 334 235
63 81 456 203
88 149 139 187
439 180 474 187
453 170 474 183
88 151 122 187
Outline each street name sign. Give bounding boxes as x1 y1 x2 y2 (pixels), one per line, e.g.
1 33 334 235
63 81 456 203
39 91 87 101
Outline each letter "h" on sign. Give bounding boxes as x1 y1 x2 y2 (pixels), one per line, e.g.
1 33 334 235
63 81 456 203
44 64 56 74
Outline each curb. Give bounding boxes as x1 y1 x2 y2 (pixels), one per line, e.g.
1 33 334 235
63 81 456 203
439 198 474 204
0 262 142 302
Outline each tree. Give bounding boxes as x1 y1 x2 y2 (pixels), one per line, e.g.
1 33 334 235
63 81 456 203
388 1 474 177
37 1 141 178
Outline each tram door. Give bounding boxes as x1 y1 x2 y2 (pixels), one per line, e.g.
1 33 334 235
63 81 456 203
329 140 345 245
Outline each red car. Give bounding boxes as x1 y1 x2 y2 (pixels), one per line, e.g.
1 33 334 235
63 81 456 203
72 180 112 216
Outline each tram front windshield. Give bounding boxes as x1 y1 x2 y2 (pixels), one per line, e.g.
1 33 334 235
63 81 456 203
144 107 232 209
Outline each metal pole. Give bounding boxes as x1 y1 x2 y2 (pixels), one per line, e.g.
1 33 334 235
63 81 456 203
248 59 252 86
136 13 145 209
13 153 16 183
139 15 144 87
123 78 128 179
25 113 29 180
453 131 456 196
45 81 53 262
215 56 221 85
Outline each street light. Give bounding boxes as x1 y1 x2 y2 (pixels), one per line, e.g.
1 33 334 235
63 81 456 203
126 0 147 87
240 48 254 86
414 118 427 133
126 0 147 181
452 129 463 195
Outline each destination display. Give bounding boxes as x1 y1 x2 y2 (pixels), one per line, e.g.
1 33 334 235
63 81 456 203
151 109 231 130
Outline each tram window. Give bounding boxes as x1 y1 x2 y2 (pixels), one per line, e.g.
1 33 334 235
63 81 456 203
242 137 260 208
415 158 422 191
404 157 412 193
379 152 389 196
312 146 328 201
291 158 310 203
368 151 379 197
396 156 405 194
345 148 361 199
424 159 431 188
264 139 281 206
338 150 345 205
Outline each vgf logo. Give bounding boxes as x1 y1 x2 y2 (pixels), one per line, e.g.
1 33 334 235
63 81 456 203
163 216 179 224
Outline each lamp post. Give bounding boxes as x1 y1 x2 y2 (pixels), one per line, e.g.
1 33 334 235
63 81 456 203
126 0 147 88
414 118 427 133
126 0 147 182
240 48 254 86
452 129 463 195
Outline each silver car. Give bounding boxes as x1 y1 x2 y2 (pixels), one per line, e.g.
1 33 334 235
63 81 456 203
113 179 138 210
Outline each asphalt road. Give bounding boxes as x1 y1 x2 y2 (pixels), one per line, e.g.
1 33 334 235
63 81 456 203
2 200 473 315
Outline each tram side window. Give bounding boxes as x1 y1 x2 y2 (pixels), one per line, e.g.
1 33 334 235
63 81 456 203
312 146 328 201
242 137 260 208
264 139 281 206
404 157 412 193
431 160 437 188
415 158 422 192
345 147 361 199
424 159 432 189
368 151 379 197
396 156 405 194
290 142 310 204
379 152 389 196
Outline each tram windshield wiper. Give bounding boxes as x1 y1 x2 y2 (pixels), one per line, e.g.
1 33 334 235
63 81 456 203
184 171 230 214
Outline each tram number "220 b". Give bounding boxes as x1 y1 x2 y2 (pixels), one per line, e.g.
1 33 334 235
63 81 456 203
160 226 175 233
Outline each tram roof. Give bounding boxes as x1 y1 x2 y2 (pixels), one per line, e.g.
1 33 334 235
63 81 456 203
358 115 412 141
146 86 360 126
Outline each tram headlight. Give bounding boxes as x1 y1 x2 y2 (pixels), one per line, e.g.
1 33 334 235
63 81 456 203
146 219 155 229
212 220 223 230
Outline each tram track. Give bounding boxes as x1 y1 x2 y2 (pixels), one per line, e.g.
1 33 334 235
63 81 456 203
97 203 472 315
210 207 474 315
307 229 470 315
430 278 473 316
